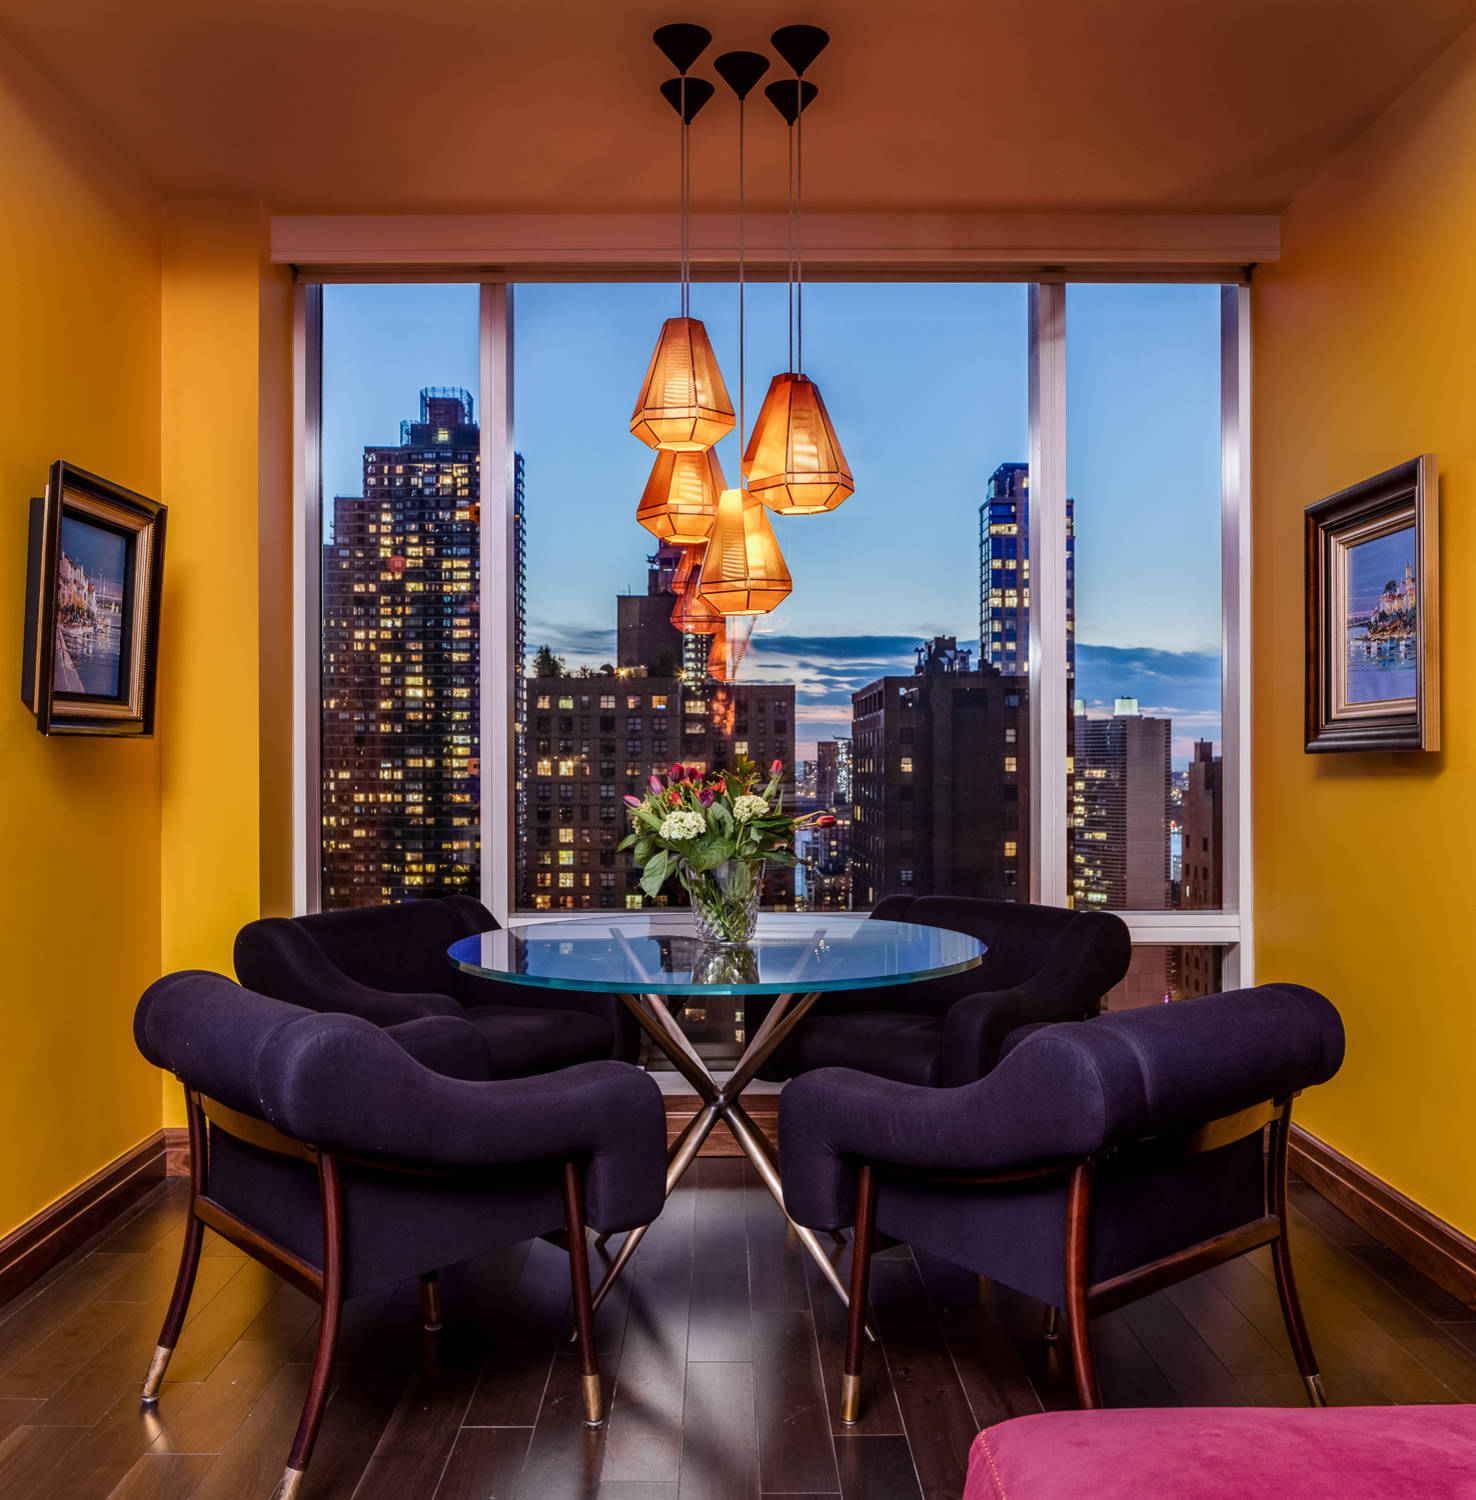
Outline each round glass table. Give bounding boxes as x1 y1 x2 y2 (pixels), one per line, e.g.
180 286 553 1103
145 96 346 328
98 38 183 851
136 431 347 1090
449 912 984 1319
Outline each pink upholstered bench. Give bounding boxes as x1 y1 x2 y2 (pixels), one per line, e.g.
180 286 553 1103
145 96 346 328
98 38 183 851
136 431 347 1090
963 1406 1476 1499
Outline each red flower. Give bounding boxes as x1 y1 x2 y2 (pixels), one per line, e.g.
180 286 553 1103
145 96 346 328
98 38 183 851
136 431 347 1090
669 763 686 782
770 759 783 776
687 765 702 779
714 778 726 793
816 815 837 826
622 794 641 807
668 789 681 804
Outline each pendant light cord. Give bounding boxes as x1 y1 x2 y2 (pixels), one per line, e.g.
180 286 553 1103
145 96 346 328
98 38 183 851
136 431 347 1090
681 76 689 318
786 110 795 373
738 90 746 455
796 78 804 375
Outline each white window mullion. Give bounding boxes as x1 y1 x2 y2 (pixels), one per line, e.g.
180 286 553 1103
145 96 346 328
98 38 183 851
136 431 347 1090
480 284 514 924
293 283 323 915
1028 283 1069 908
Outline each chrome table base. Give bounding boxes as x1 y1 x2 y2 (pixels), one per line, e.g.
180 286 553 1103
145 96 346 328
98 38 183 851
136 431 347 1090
587 988 870 1337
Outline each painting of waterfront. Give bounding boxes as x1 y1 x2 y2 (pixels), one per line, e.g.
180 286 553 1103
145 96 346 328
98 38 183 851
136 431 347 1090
54 516 127 698
1345 524 1417 705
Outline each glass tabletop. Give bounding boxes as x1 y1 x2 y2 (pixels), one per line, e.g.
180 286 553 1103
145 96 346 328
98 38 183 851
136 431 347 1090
447 913 985 997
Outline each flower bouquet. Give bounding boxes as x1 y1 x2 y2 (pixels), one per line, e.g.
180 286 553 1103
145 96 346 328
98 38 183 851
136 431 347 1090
620 757 836 944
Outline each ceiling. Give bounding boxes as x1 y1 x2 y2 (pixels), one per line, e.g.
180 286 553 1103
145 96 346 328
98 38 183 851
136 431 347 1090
2 0 1473 216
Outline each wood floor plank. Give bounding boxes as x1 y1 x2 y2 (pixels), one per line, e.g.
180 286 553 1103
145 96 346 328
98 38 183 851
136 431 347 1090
598 1485 678 1499
676 1361 757 1500
0 1402 42 1447
833 1434 924 1500
688 1162 750 1365
865 1260 975 1500
0 1252 144 1370
148 1336 289 1456
802 1249 905 1438
1401 1335 1476 1403
1161 1275 1295 1377
182 1362 312 1500
517 1353 613 1500
0 1423 83 1500
1092 1309 1179 1410
912 1252 1042 1429
434 1426 531 1500
1345 1243 1476 1325
744 1167 809 1314
349 1370 476 1498
1117 1292 1247 1406
750 1308 838 1495
463 1237 568 1427
103 1452 215 1500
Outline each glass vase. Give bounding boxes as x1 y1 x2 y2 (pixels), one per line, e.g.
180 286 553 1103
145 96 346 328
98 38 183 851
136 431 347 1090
679 858 765 945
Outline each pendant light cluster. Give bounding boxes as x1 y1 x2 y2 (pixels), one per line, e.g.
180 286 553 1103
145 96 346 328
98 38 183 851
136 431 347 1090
631 22 853 645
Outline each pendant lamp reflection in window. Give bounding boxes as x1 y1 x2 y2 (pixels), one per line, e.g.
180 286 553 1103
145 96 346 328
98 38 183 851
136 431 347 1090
670 544 724 635
637 448 723 544
630 29 735 452
697 486 792 617
745 31 855 514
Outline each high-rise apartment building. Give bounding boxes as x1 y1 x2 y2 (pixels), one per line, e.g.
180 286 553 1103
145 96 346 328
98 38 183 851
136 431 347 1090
1177 739 1224 1000
616 544 685 677
320 388 482 908
978 462 1076 676
850 637 1029 907
518 675 796 910
1070 697 1171 912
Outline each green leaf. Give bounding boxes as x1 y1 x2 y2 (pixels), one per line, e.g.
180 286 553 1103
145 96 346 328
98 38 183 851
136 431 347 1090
616 833 638 852
708 801 734 836
686 831 734 872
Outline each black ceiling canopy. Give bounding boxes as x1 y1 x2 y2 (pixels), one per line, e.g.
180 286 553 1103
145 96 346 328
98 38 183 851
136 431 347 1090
653 23 712 74
763 78 818 125
660 76 716 122
714 50 770 100
770 25 829 76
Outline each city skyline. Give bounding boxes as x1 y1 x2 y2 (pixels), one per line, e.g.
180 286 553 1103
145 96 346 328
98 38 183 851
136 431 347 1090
322 281 1224 769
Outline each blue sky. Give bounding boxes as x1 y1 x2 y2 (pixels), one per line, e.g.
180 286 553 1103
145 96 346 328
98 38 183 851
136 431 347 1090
323 281 1223 766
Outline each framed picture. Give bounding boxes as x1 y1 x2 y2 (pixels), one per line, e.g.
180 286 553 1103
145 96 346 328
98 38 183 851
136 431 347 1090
21 462 166 737
1305 455 1437 753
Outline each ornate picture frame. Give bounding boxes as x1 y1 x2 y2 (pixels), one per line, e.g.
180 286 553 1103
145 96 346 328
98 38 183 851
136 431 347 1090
21 461 167 737
1305 455 1437 753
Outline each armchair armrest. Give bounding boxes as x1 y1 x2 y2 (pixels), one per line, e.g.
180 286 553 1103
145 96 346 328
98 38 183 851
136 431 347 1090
234 917 461 1026
463 975 641 1064
940 984 1093 1087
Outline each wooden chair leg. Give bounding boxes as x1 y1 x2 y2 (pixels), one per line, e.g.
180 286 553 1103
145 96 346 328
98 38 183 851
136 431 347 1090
1065 1161 1102 1409
1268 1105 1326 1406
142 1090 207 1403
275 1153 346 1500
564 1162 604 1428
1042 1305 1060 1342
419 1271 443 1332
841 1164 877 1426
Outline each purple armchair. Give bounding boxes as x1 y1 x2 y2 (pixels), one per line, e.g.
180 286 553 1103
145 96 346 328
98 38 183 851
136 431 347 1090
235 896 641 1074
759 895 1132 1087
134 970 666 1500
779 984 1344 1423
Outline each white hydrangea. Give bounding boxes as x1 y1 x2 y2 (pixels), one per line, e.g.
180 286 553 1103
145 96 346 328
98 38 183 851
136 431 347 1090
733 794 769 822
658 807 707 841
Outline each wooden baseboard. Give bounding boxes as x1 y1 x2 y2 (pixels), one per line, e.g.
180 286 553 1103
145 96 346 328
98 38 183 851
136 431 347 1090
164 1127 190 1177
666 1094 778 1159
1291 1125 1476 1310
0 1131 168 1307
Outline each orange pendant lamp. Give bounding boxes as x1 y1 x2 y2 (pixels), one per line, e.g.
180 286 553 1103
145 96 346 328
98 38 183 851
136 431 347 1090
637 447 723 544
670 545 724 635
630 317 735 451
631 31 735 453
696 486 792 617
745 32 853 515
743 372 853 514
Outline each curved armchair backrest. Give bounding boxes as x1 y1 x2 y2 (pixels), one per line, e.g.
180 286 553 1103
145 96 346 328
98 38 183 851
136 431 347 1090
136 970 664 1226
868 895 1131 1013
236 896 495 1007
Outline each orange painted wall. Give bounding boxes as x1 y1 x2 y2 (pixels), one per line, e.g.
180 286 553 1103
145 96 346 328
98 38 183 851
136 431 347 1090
0 35 164 1238
1253 23 1476 1236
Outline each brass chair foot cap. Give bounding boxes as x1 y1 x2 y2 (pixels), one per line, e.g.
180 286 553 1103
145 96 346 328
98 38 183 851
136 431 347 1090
272 1467 305 1500
140 1344 173 1403
1305 1373 1328 1407
582 1372 604 1426
840 1372 861 1425
424 1321 443 1333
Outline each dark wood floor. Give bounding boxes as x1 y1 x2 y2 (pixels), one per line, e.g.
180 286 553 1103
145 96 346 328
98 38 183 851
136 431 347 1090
1 1163 1474 1500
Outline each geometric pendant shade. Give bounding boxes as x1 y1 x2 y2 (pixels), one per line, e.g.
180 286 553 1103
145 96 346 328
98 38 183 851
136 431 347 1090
637 448 724 545
630 316 737 451
670 544 724 635
742 371 854 514
696 487 793 616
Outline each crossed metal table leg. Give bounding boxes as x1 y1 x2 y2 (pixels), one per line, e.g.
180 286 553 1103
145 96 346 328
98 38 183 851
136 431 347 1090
587 987 870 1337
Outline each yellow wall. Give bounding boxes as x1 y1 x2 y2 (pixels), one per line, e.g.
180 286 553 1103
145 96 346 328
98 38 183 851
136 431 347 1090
0 36 164 1238
1254 23 1476 1237
158 200 293 1125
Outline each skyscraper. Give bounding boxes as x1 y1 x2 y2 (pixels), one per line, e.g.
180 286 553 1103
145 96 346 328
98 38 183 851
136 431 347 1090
616 544 685 677
320 389 483 907
1070 697 1171 912
850 637 1028 907
977 462 1075 676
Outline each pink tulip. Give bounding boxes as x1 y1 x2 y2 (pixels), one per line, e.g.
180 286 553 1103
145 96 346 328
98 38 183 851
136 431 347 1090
669 763 686 782
622 794 641 807
648 775 663 794
770 759 783 776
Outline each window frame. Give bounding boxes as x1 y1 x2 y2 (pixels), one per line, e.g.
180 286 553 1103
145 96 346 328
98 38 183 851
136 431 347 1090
293 275 1252 983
